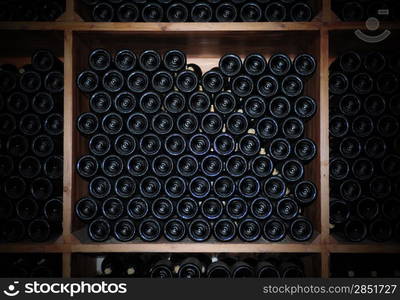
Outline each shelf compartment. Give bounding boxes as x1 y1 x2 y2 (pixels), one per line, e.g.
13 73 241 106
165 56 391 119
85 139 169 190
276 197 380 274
70 29 322 245
71 252 321 277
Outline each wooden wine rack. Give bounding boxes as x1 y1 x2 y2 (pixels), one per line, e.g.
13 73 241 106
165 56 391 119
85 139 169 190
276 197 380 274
0 0 400 278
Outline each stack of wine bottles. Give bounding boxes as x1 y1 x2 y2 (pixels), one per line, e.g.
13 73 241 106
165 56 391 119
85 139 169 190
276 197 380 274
0 253 62 277
96 253 306 278
329 51 400 242
332 0 400 22
81 0 315 22
0 0 65 21
76 48 318 243
0 50 64 243
330 254 400 278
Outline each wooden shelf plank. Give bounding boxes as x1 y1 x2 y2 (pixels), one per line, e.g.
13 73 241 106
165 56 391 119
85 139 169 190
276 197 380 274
0 21 322 31
71 243 322 253
0 244 69 253
328 244 400 253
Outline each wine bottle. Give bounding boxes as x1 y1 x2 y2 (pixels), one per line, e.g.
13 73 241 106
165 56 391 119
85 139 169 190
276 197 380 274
240 2 262 22
201 113 223 135
227 113 248 135
92 2 114 22
207 260 231 278
77 155 98 179
142 3 164 22
164 92 186 114
101 198 124 220
269 138 291 161
276 197 299 221
290 217 313 242
166 3 189 22
294 180 317 206
281 159 304 182
231 261 254 278
89 134 111 157
176 70 198 93
226 198 248 220
163 49 186 72
165 176 186 199
265 1 286 21
356 197 379 221
226 155 247 177
178 257 203 278
127 198 148 220
352 158 374 181
139 134 162 156
219 54 242 77
215 2 237 22
238 176 260 198
139 50 162 71
4 176 27 199
269 96 291 119
290 2 313 22
330 199 350 225
364 94 386 117
364 136 387 159
127 113 149 135
257 117 278 140
244 53 267 76
294 138 316 162
164 218 186 242
88 218 111 242
152 113 174 135
75 197 98 221
139 218 162 242
19 70 41 94
257 75 279 98
117 3 139 22
27 218 51 242
18 156 40 179
177 112 199 135
214 218 237 242
89 176 112 199
191 2 212 22
44 113 63 136
32 92 55 115
201 198 223 220
152 155 174 177
329 72 349 95
339 136 361 159
101 155 123 177
152 71 174 93
177 198 199 220
19 114 41 136
77 112 98 135
344 218 367 242
189 134 211 156
88 49 111 72
200 155 222 177
16 198 39 221
232 75 253 97
32 49 61 73
149 259 173 278
127 71 148 93
115 49 136 72
7 92 29 115
263 176 286 200
115 176 136 199
188 92 211 114
31 135 54 158
214 134 235 156
77 70 99 93
244 96 266 119
339 51 362 73
114 92 136 114
280 260 305 278
202 69 224 93
188 218 211 242
238 219 261 242
0 113 17 135
250 197 273 220
139 176 162 198
165 134 186 156
339 179 362 202
352 72 374 95
338 94 361 116
114 134 136 156
256 260 280 278
214 176 235 198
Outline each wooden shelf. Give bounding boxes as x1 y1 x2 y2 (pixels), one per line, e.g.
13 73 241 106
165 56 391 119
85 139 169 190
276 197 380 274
0 0 399 279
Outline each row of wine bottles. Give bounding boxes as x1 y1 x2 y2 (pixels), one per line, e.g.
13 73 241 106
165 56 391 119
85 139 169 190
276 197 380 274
0 0 65 22
329 51 400 243
78 51 316 95
76 48 318 243
332 0 400 22
98 253 306 278
0 50 64 243
330 254 400 278
82 0 314 22
0 254 61 278
80 202 313 242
